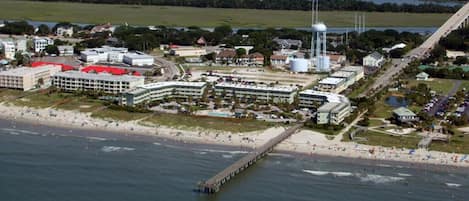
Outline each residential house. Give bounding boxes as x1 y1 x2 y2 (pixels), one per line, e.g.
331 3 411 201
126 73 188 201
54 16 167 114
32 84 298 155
416 72 429 81
363 51 385 68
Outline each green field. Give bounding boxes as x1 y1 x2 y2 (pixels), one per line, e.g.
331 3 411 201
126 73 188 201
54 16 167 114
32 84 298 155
0 0 451 28
407 78 457 95
357 131 422 149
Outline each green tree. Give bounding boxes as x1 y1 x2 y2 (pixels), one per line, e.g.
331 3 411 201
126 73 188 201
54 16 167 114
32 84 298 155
36 24 51 36
45 45 59 55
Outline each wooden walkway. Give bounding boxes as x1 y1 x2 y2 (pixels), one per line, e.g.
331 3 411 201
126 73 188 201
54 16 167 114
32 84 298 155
198 124 303 193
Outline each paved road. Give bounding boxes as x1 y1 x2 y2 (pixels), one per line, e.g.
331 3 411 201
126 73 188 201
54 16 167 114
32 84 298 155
359 2 469 98
153 56 180 81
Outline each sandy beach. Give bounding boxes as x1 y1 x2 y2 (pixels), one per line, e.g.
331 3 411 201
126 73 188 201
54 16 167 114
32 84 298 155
0 103 468 168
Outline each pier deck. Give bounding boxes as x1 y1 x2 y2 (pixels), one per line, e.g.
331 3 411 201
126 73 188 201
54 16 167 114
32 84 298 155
198 124 303 193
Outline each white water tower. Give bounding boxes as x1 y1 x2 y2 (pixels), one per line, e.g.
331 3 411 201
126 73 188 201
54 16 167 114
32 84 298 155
310 0 330 72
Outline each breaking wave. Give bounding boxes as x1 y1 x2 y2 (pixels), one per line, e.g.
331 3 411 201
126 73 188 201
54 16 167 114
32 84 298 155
445 183 462 188
303 170 406 184
101 146 135 153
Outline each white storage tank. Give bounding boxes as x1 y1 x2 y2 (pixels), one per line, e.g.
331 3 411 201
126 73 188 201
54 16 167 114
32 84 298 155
290 59 309 72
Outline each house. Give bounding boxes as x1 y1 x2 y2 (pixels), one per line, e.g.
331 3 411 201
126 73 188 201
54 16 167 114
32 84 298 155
270 55 289 66
446 50 466 59
58 45 74 56
33 37 54 53
247 52 264 66
393 107 418 123
363 51 385 68
416 72 429 81
273 38 302 50
216 49 237 64
56 26 74 37
91 23 116 34
169 46 207 57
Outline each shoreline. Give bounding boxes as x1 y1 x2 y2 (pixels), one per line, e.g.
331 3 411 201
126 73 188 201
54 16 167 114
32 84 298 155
0 103 468 168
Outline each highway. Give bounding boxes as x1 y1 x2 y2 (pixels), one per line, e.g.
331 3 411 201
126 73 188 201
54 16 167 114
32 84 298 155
359 2 469 98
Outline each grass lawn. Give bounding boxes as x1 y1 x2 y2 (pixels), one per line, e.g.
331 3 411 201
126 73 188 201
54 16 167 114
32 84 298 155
91 109 151 121
429 131 469 154
143 113 276 133
0 0 451 28
369 119 384 127
407 78 456 95
357 131 422 149
457 80 469 91
13 91 76 109
0 89 27 102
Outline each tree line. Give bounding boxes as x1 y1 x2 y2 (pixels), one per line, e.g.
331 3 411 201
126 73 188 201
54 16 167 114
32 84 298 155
31 0 460 13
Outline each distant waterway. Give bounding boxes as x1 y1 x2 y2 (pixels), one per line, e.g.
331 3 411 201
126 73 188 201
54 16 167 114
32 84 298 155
0 119 468 201
0 19 438 34
366 0 463 6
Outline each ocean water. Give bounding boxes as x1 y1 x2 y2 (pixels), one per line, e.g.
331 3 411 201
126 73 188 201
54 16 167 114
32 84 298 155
0 119 468 201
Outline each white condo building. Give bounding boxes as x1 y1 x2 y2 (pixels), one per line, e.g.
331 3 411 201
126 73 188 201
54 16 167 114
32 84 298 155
215 83 298 104
315 77 347 94
0 40 16 59
122 82 207 106
33 37 54 53
52 71 144 94
0 66 61 91
123 53 154 66
80 46 128 63
299 90 351 125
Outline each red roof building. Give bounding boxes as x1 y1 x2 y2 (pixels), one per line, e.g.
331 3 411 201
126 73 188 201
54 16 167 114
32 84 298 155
31 61 75 71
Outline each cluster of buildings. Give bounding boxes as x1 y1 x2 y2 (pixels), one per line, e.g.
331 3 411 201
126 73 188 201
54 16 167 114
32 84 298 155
80 46 154 66
0 37 27 60
315 66 364 94
215 49 264 66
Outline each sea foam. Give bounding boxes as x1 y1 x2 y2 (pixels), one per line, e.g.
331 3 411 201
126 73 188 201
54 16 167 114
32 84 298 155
101 146 135 153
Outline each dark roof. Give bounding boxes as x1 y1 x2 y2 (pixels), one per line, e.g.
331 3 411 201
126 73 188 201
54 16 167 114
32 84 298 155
368 51 384 60
217 49 236 58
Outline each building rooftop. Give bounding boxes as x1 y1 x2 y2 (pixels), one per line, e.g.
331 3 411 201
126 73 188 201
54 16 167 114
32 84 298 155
341 66 364 73
300 90 350 104
124 53 154 59
0 66 58 76
319 77 345 85
318 102 349 113
330 71 355 79
393 107 416 117
416 72 429 78
367 51 384 60
216 82 297 93
126 81 206 95
54 71 144 82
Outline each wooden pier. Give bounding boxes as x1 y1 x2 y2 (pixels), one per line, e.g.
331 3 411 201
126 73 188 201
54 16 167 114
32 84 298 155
198 124 303 194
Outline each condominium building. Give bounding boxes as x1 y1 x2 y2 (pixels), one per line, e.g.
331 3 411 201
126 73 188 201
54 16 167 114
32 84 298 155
123 53 154 66
330 71 356 87
80 46 128 63
0 40 16 59
340 66 365 82
0 66 61 91
122 81 207 106
315 77 347 94
299 90 351 125
52 71 144 94
33 37 54 53
317 102 351 125
58 45 74 56
215 83 297 104
298 90 350 108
